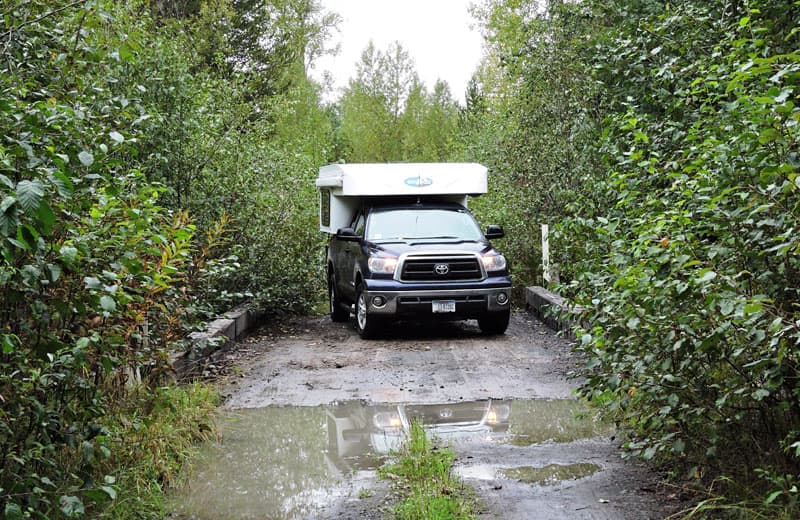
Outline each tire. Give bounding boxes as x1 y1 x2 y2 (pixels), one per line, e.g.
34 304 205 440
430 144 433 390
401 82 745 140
354 283 382 339
329 272 349 323
478 309 510 335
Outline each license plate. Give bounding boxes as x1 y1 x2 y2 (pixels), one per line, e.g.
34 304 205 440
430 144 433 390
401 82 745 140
432 300 456 313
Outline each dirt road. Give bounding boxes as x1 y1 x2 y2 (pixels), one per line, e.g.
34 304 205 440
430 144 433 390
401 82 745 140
172 312 678 519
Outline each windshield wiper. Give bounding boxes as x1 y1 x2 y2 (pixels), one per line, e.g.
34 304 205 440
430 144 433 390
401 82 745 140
407 237 479 245
372 239 408 244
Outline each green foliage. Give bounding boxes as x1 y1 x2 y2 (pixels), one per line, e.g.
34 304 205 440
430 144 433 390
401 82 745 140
399 80 461 161
98 383 219 519
183 122 327 313
565 0 800 462
0 1 211 514
131 0 334 316
224 0 340 97
1 0 338 516
337 41 462 162
378 420 476 520
463 0 601 290
542 0 800 513
465 0 800 513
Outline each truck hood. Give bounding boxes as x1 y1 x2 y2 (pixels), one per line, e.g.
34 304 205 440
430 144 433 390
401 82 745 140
369 239 494 257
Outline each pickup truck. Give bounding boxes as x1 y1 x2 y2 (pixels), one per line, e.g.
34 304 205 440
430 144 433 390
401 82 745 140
326 196 511 338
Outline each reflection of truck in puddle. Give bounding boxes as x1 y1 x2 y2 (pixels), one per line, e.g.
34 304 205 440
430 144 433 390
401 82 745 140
325 399 510 473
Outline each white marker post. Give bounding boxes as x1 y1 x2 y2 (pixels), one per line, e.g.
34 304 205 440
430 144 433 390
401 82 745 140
542 223 551 285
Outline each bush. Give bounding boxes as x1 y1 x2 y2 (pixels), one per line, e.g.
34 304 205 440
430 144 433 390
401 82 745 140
0 2 228 516
467 0 800 512
554 0 800 511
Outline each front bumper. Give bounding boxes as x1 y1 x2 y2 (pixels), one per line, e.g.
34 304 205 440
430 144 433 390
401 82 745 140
362 277 512 317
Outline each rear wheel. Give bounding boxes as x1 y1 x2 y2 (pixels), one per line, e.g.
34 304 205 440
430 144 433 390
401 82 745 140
329 272 349 322
355 284 382 339
478 309 510 335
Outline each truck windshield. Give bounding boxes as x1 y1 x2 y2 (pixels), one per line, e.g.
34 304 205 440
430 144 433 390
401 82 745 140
366 208 483 242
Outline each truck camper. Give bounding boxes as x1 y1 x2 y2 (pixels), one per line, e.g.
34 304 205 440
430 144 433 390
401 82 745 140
317 163 511 338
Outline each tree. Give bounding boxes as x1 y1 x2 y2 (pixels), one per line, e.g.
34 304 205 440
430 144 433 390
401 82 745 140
338 42 395 161
337 41 460 163
190 0 341 96
462 0 601 285
399 80 460 161
381 41 418 123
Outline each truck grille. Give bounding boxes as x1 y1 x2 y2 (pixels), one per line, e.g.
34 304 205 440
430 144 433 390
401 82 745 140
399 255 483 282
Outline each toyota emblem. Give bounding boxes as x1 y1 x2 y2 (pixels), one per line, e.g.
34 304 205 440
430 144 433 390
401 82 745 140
434 263 450 275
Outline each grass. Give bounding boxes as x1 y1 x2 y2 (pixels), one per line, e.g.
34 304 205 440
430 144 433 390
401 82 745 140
97 382 220 519
378 419 477 520
660 473 800 520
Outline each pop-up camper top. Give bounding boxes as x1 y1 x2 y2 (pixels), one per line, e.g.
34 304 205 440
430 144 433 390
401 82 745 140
315 163 488 234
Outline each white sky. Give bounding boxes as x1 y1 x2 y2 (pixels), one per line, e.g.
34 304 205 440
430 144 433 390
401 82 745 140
310 0 484 104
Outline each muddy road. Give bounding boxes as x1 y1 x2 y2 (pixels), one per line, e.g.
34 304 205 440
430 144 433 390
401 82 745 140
171 312 678 519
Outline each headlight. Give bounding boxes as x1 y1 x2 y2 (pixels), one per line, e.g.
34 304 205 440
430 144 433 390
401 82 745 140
368 256 398 274
487 404 510 425
373 412 402 429
481 252 507 272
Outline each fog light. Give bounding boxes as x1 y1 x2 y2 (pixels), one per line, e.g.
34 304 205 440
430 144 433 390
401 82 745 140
496 292 509 305
372 295 386 308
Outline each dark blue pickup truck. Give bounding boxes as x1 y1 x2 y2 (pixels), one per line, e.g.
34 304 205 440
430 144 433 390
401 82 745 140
326 197 511 338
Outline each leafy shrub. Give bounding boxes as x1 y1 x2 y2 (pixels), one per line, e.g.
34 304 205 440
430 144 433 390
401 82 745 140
464 0 601 291
467 0 800 513
552 0 800 511
0 1 232 516
2 0 342 515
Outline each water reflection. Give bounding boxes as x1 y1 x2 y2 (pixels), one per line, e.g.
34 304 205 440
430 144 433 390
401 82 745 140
171 398 609 519
506 399 612 446
327 399 510 473
498 463 602 486
171 406 334 519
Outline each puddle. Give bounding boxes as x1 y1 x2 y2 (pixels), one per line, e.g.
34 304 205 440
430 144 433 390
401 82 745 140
498 463 602 486
170 398 610 519
170 405 339 519
505 399 613 446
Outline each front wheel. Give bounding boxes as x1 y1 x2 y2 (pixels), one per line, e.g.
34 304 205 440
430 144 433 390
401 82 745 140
478 309 510 335
355 284 382 339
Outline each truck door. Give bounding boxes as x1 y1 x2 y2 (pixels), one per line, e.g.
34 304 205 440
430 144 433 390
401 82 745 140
337 210 365 301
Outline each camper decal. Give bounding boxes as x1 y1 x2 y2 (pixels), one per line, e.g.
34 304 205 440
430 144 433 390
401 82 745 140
404 176 433 188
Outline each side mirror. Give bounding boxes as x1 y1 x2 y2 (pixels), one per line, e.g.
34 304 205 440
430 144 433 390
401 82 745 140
336 227 360 241
485 225 505 240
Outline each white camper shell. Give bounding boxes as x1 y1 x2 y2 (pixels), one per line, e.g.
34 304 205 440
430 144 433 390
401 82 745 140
316 163 488 234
